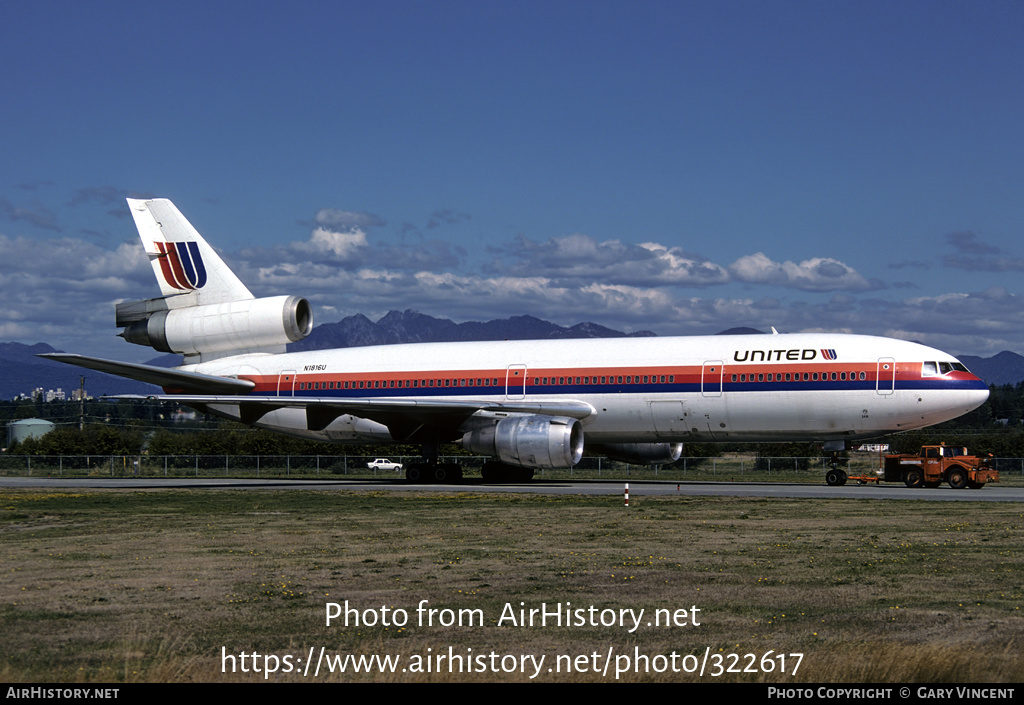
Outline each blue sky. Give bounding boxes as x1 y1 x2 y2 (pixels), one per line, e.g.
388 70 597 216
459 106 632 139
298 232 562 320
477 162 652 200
2 1 1023 361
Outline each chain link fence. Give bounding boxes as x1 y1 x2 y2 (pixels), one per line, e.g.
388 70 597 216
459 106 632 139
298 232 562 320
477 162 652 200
1 453 1020 483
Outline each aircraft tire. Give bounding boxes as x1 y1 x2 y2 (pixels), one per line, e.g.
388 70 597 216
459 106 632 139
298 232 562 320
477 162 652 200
432 464 462 483
405 465 426 483
947 467 969 490
825 469 845 486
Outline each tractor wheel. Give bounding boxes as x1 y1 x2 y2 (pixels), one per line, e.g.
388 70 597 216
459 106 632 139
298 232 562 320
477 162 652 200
947 467 969 490
903 467 923 488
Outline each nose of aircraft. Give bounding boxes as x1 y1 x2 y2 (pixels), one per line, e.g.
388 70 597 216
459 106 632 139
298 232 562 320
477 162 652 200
966 382 990 412
953 367 991 415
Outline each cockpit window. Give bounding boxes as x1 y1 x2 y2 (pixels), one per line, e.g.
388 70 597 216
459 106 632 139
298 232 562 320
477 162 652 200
924 361 971 376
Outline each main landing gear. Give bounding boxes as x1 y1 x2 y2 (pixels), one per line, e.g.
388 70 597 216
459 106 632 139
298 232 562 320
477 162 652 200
404 440 464 483
825 450 848 486
405 462 463 484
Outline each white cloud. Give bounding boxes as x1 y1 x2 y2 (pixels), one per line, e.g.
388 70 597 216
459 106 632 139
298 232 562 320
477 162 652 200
297 226 369 258
729 252 876 292
4 206 1022 360
487 233 729 287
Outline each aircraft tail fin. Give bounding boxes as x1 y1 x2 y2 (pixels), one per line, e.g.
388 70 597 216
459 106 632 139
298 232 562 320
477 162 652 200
115 198 312 363
127 198 252 305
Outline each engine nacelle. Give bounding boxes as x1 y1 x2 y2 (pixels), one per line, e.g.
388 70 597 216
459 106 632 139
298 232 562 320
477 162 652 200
119 295 312 355
594 442 683 465
462 415 584 469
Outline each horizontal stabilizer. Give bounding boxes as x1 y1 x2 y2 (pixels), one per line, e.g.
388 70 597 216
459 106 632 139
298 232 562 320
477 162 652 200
38 353 256 394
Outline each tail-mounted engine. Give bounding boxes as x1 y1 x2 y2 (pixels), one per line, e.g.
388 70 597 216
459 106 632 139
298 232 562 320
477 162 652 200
462 415 584 469
116 295 312 358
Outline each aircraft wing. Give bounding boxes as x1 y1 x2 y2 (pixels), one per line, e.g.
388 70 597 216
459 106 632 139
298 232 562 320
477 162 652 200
42 351 594 441
114 393 596 437
37 353 256 394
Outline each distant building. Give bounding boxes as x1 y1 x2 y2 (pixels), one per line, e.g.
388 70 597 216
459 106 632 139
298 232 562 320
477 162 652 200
13 386 84 402
172 409 197 423
855 444 890 452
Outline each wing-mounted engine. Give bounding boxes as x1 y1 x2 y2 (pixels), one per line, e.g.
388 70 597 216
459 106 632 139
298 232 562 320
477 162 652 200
593 442 683 465
116 295 312 360
462 415 584 469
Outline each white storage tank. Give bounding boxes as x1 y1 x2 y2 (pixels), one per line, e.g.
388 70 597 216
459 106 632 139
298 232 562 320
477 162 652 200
7 418 56 447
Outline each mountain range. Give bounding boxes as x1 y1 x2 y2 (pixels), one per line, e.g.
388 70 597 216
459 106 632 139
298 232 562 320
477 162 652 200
289 310 655 350
2 310 1021 400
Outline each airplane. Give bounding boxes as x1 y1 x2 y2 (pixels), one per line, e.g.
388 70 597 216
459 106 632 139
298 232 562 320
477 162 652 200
41 198 991 484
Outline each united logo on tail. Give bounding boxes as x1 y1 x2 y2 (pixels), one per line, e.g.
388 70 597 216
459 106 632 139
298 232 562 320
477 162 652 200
154 241 207 290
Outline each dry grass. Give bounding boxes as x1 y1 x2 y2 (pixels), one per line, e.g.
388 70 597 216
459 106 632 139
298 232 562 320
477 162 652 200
0 488 1021 682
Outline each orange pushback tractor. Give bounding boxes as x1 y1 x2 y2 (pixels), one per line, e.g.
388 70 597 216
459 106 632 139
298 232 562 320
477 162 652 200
883 445 999 489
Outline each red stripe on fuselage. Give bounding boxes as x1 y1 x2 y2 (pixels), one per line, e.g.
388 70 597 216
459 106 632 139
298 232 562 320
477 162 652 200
227 361 971 395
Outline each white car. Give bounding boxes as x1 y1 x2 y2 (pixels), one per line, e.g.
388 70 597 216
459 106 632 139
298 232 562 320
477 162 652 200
366 458 403 472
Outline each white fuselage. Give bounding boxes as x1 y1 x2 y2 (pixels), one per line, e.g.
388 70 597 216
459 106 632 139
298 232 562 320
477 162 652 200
182 332 990 446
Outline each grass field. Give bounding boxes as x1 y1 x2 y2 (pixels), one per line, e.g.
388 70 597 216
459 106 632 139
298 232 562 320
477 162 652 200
1 488 1021 682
